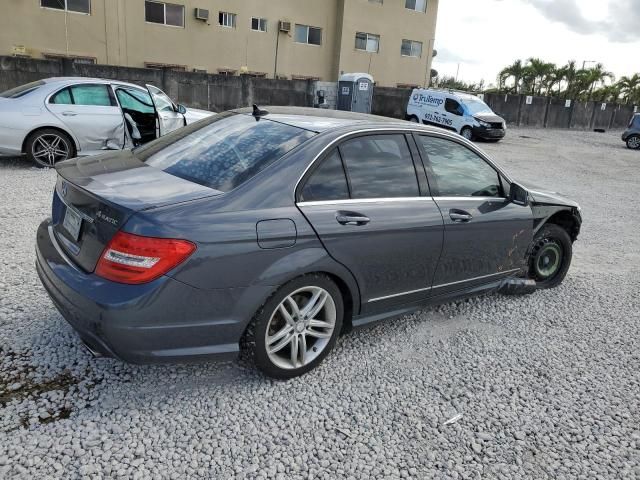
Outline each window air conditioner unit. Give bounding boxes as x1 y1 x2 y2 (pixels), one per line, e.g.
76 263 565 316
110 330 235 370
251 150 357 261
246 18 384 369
279 21 291 33
195 8 209 21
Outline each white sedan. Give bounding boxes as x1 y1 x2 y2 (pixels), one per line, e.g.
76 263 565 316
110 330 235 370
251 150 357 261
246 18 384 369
0 77 214 167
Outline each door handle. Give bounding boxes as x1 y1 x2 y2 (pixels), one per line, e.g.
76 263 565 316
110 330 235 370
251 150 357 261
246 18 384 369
449 210 473 222
62 111 77 116
336 212 370 226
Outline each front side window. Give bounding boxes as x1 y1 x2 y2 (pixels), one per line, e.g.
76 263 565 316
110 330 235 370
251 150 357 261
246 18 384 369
444 98 463 116
355 32 380 53
41 0 91 14
139 113 316 192
116 88 155 114
251 17 267 32
401 39 423 57
145 1 184 27
300 150 349 202
219 12 236 28
405 0 427 12
294 25 322 45
418 136 502 198
50 84 114 106
339 135 419 199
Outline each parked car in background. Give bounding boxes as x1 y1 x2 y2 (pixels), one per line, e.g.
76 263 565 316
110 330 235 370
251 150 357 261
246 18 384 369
622 113 640 150
406 88 507 142
0 77 213 167
36 107 581 379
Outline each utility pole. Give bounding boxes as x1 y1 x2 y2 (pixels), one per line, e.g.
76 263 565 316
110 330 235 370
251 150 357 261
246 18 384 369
455 63 460 82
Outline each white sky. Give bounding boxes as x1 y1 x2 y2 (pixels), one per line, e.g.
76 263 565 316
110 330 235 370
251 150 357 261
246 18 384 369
433 0 640 86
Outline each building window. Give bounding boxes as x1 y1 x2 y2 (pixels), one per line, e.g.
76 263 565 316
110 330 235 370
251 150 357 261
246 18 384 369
405 0 427 12
240 71 267 78
217 69 237 76
145 1 184 27
401 39 423 57
294 24 322 45
41 0 91 14
251 17 267 32
369 0 383 3
219 12 236 28
43 53 96 64
355 32 380 53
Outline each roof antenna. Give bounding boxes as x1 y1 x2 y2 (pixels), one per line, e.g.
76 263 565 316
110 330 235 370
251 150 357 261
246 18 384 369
252 104 269 118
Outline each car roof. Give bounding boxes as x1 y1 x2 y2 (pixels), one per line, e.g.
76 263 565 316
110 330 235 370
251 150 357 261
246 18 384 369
42 77 144 89
230 106 436 133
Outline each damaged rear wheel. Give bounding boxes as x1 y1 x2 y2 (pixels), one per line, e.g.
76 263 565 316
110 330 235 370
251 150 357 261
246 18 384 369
528 224 572 289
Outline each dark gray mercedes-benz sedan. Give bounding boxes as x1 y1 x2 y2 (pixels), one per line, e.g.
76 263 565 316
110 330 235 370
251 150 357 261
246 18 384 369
36 107 582 378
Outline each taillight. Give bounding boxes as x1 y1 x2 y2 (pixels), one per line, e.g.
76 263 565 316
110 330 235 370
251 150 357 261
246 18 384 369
95 231 196 284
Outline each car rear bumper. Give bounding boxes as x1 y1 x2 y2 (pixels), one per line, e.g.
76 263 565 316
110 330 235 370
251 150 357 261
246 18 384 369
36 219 270 364
472 126 506 140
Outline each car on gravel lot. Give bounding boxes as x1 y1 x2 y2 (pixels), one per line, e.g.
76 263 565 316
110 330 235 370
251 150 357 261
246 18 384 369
35 107 582 379
622 113 640 150
0 77 213 167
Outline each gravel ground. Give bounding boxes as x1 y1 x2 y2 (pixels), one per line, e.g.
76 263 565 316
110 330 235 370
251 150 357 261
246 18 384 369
0 128 639 479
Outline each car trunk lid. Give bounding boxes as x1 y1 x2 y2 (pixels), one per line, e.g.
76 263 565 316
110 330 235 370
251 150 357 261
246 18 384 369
52 150 220 273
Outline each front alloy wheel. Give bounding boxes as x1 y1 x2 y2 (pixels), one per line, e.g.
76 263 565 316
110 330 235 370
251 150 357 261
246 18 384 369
250 275 343 379
626 135 640 150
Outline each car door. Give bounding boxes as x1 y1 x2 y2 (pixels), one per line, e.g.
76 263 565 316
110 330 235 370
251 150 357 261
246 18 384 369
146 84 185 136
114 86 158 146
415 134 533 295
297 133 444 314
444 97 464 133
47 83 125 154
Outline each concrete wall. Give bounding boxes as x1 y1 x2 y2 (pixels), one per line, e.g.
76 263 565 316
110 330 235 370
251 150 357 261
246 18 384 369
1 56 637 131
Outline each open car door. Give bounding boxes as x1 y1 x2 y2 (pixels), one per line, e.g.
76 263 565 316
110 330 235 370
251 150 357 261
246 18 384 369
145 84 186 137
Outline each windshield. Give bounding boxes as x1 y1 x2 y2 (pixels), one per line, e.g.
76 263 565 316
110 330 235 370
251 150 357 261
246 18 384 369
464 98 493 116
138 113 316 192
0 80 46 99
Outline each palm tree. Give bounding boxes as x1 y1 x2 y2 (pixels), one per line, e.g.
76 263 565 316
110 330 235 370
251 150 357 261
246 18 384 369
583 63 614 100
559 61 579 98
617 74 640 104
498 60 525 94
524 58 556 96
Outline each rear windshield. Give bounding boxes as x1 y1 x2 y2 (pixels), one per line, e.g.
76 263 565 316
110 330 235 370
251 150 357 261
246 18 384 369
0 80 46 98
137 113 316 192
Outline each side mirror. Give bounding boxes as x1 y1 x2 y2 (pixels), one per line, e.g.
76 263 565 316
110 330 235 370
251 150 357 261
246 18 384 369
510 182 529 206
176 104 187 115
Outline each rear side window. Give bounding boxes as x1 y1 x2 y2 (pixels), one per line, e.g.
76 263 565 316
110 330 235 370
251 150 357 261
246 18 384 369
50 84 115 106
0 80 45 98
141 113 316 192
418 136 502 197
300 150 349 202
339 135 419 199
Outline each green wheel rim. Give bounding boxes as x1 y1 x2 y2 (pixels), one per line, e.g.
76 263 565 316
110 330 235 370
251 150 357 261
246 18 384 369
535 243 562 278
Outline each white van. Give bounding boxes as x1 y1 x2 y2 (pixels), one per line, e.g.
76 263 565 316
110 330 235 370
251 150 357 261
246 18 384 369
406 88 506 141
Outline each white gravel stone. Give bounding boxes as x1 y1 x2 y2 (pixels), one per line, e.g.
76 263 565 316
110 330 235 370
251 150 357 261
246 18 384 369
0 128 639 478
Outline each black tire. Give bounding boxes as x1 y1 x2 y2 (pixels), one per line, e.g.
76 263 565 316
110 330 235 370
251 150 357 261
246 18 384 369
460 126 473 141
25 128 75 168
407 115 420 123
626 135 640 150
247 274 344 379
528 224 573 289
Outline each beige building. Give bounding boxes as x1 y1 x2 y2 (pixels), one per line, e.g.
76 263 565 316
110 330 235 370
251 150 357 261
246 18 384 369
0 0 439 87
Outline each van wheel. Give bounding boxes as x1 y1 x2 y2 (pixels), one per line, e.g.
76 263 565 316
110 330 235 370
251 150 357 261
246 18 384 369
248 274 344 379
408 115 420 123
461 127 473 140
25 129 75 168
626 135 640 150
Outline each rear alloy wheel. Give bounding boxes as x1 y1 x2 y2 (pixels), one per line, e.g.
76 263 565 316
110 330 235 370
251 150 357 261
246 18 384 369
626 135 640 150
251 275 343 379
528 224 573 289
461 127 473 141
25 129 74 168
